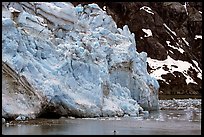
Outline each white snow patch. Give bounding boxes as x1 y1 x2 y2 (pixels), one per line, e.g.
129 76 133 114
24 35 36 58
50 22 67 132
169 50 174 54
166 41 184 54
142 29 152 37
183 2 188 15
181 37 189 46
194 35 202 40
199 11 202 14
185 76 197 85
140 6 154 15
147 55 201 84
192 60 202 79
163 23 177 36
103 6 106 11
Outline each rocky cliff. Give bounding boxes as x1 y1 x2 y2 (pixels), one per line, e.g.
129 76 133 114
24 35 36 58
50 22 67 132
2 2 159 120
72 2 202 96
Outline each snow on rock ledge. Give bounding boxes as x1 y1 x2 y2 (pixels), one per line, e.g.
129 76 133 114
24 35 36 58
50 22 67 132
2 2 159 119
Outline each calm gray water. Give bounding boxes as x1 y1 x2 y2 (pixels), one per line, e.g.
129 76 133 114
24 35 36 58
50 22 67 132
2 109 201 135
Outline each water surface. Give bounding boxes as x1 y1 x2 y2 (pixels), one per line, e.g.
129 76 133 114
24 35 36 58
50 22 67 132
2 109 201 135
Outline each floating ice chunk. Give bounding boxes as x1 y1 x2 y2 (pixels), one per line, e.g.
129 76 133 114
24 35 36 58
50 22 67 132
15 115 27 121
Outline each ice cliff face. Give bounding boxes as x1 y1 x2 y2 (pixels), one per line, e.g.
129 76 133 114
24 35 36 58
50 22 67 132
2 2 159 119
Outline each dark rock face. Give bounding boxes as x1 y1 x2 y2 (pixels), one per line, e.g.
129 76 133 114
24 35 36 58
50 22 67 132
72 2 202 96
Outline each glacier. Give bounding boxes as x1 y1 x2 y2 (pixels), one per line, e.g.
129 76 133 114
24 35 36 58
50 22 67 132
2 2 159 119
